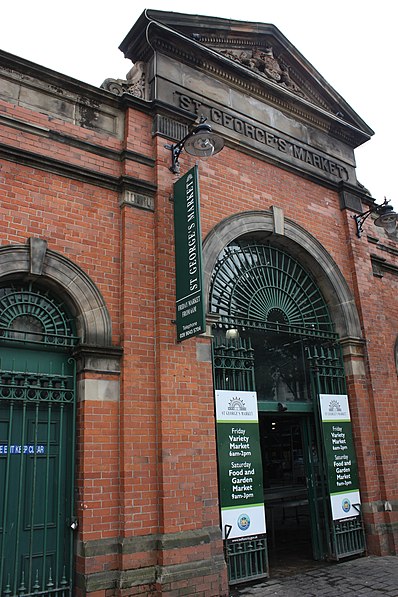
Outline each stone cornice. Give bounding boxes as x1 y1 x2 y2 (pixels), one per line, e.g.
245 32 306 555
0 112 155 168
0 141 157 195
0 49 119 108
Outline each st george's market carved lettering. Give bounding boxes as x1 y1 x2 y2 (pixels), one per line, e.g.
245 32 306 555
177 93 349 181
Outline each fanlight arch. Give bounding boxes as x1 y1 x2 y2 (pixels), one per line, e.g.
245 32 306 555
203 210 363 340
0 282 77 347
0 243 112 346
210 241 335 339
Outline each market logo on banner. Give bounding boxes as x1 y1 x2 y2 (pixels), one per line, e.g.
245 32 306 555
321 395 350 421
342 498 351 513
218 395 255 420
228 397 246 412
327 399 342 415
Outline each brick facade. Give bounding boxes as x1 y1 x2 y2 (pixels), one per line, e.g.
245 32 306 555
0 10 397 596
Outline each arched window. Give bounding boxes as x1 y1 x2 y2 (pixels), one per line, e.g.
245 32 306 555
0 282 77 347
210 240 337 402
210 241 335 338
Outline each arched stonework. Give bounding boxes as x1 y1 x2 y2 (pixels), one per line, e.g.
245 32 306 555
203 210 362 340
0 241 112 346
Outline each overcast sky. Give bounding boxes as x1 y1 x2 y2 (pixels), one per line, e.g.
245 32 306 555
1 1 395 206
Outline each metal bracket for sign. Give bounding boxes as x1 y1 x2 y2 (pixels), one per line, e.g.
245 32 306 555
223 525 232 572
224 524 232 540
352 502 366 555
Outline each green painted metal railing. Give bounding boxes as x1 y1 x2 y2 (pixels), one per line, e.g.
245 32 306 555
213 336 255 392
225 536 268 584
334 515 366 559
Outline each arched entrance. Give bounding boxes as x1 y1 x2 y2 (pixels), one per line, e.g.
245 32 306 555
207 226 365 583
0 281 78 595
0 240 116 596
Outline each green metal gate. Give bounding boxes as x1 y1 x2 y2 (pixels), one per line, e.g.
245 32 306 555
213 336 269 585
0 284 78 596
210 240 365 579
307 345 366 560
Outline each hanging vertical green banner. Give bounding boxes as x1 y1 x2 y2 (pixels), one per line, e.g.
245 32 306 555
319 394 361 521
215 389 266 539
173 165 205 342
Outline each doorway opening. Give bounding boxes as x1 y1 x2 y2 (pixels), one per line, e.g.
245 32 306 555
260 414 319 574
211 239 365 584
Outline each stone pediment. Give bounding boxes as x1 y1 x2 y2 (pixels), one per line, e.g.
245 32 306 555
118 10 373 148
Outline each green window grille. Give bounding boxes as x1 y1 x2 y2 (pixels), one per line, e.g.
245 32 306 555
0 283 77 348
210 242 336 340
213 336 255 392
0 283 78 596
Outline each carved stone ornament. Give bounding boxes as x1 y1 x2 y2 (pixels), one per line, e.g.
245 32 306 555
220 45 305 97
101 61 149 99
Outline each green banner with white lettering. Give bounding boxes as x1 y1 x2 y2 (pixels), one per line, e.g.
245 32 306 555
173 166 205 342
319 394 361 521
215 390 266 539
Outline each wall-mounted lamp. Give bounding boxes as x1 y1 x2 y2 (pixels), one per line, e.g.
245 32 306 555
353 198 398 238
165 117 224 174
225 328 240 340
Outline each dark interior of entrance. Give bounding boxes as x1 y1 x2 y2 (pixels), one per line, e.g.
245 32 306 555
259 414 315 574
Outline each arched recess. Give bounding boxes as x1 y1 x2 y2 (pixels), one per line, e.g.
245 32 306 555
202 210 362 341
0 241 121 597
0 241 112 346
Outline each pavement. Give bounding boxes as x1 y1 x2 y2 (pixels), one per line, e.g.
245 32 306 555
229 556 398 596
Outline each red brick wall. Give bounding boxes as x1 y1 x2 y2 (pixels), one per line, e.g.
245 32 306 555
1 69 397 596
155 136 398 555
